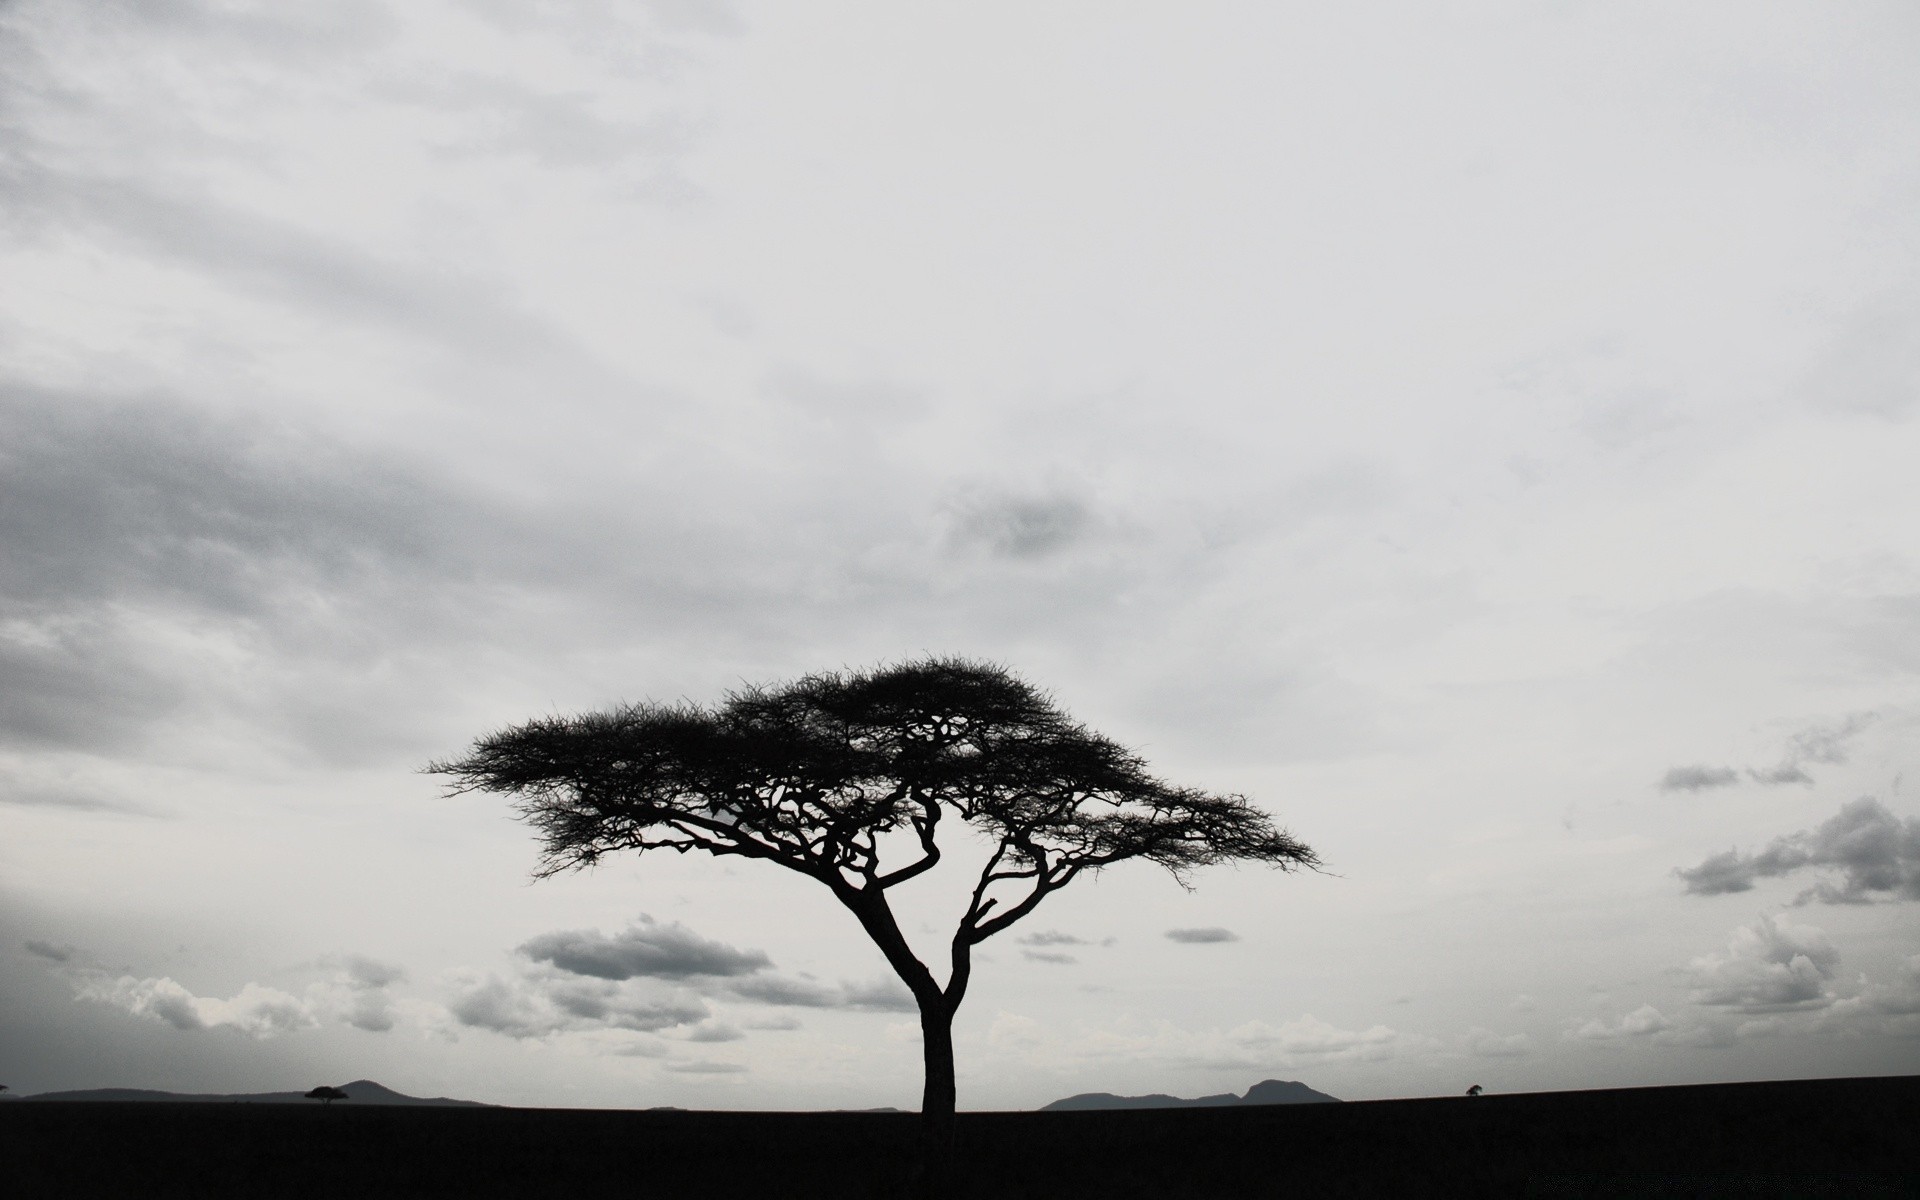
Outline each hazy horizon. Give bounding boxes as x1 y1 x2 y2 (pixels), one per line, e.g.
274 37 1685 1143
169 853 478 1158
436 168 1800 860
3 1 1918 1111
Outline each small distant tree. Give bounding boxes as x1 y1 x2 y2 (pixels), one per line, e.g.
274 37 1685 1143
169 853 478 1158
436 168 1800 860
304 1086 348 1105
431 657 1318 1189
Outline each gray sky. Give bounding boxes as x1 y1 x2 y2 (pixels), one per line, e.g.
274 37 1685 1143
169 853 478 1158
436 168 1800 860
3 0 1918 1110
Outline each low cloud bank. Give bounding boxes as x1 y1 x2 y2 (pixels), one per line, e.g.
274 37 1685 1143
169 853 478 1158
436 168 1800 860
447 914 917 1043
75 974 319 1038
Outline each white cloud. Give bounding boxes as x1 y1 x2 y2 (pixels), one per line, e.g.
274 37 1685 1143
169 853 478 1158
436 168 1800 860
1568 1004 1673 1042
75 973 318 1038
1686 914 1839 1012
445 970 710 1040
1820 955 1920 1038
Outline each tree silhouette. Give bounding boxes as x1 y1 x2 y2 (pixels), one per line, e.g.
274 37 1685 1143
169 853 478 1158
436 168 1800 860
431 657 1319 1189
304 1086 348 1105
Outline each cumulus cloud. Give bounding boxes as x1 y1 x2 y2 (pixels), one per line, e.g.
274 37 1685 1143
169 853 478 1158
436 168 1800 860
1686 914 1839 1012
446 972 709 1039
1165 927 1239 944
1675 797 1920 903
1569 1004 1674 1041
75 973 319 1038
1659 765 1738 792
1822 955 1920 1037
518 918 771 981
310 954 408 1032
49 944 416 1037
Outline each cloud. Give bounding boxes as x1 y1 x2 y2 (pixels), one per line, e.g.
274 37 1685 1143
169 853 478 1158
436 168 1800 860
679 1021 745 1043
518 917 771 981
1783 712 1877 767
23 938 72 962
1659 765 1738 792
0 392 520 757
1822 955 1920 1037
446 972 708 1039
1022 950 1077 965
663 1059 747 1074
720 973 839 1008
1164 927 1239 944
706 973 913 1012
1017 930 1089 947
1745 712 1878 787
311 955 408 1033
341 955 406 989
948 491 1094 559
1663 713 1879 794
1686 914 1839 1012
1227 1014 1401 1063
835 978 918 1013
1675 797 1920 903
516 916 915 1013
1569 1004 1674 1041
1747 764 1814 786
74 973 319 1038
1460 1027 1533 1057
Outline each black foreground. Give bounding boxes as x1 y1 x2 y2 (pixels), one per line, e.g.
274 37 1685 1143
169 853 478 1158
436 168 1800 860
4 1075 1915 1198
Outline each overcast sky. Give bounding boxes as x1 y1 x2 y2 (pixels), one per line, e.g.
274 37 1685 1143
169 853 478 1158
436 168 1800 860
3 0 1918 1111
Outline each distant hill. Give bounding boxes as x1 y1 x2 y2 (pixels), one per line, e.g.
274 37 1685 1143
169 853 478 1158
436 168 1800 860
1041 1078 1339 1111
19 1079 491 1107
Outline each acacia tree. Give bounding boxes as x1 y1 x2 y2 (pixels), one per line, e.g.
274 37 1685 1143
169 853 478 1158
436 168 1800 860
431 658 1317 1176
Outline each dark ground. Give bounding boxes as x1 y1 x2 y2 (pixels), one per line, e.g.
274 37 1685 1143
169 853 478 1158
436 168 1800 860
4 1075 1915 1198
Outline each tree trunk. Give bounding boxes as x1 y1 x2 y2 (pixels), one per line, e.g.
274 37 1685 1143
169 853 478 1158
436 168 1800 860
919 1000 958 1198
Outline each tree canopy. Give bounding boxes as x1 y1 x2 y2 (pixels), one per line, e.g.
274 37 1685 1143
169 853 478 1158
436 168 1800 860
431 657 1318 1187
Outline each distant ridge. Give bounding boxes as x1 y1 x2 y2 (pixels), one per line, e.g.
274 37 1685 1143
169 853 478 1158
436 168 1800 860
1041 1078 1339 1111
19 1079 491 1107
